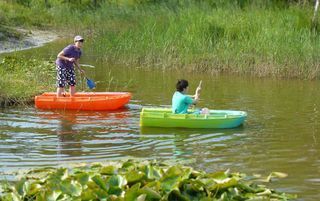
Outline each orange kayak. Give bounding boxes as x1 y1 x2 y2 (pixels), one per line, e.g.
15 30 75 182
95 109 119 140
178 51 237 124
35 92 131 111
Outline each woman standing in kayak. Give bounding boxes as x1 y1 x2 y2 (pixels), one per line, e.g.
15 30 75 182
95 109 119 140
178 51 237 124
56 35 85 97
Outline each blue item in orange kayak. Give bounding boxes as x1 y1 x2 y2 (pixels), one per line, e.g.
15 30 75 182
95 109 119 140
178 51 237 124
86 77 96 89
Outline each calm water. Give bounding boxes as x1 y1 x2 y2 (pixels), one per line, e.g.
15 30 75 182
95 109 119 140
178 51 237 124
1 40 320 200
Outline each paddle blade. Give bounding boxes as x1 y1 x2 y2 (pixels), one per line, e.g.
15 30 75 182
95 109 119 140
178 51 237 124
86 78 96 89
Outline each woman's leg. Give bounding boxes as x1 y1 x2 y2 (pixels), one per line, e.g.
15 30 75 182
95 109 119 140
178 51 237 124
57 87 65 97
66 68 76 96
70 86 76 96
56 66 66 97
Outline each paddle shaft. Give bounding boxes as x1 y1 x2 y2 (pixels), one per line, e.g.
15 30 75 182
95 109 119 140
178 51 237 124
80 64 95 68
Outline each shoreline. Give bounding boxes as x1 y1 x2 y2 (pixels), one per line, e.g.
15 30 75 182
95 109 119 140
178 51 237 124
0 29 59 54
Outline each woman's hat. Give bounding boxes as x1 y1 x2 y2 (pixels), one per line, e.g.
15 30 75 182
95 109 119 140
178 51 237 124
74 35 84 42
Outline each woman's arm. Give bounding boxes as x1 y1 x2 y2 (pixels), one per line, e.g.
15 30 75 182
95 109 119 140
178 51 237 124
57 50 75 62
192 85 201 104
74 59 85 74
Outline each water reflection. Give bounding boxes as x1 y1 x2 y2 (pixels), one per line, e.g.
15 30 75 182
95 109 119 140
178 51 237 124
39 109 134 159
55 111 82 157
140 126 247 164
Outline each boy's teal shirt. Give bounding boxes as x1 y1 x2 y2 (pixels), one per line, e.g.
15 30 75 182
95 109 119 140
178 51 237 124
172 91 193 114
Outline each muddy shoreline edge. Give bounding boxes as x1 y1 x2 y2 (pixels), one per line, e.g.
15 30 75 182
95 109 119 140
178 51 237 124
0 29 59 54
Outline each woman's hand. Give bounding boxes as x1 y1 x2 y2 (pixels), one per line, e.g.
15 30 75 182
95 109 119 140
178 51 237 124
195 80 202 100
68 57 75 62
79 68 85 74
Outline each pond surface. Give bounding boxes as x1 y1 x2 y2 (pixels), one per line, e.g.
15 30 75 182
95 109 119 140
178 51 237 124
1 40 320 200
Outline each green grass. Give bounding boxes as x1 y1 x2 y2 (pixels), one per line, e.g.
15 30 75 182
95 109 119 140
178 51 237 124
1 1 320 79
86 3 320 79
0 56 56 107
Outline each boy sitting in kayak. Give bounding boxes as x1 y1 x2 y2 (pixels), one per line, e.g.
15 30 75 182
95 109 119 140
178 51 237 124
172 79 209 114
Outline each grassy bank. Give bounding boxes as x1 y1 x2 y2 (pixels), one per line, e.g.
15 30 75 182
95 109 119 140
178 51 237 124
1 1 320 105
88 3 320 79
2 1 320 79
0 57 55 107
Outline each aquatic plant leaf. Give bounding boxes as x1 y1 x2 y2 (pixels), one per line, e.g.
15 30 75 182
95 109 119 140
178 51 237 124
75 172 90 186
219 191 236 200
81 188 97 200
160 176 180 193
91 163 103 168
60 180 82 197
26 183 42 196
122 160 136 169
143 180 161 191
209 178 238 191
94 189 108 200
101 165 118 175
136 194 147 201
26 167 55 180
1 192 20 201
207 171 228 180
108 175 127 188
125 170 145 184
238 183 264 194
45 190 62 201
124 183 141 201
190 170 203 179
57 168 68 180
27 167 56 174
92 175 108 191
140 187 161 200
271 192 298 199
108 186 123 196
186 179 206 192
165 166 184 177
145 165 162 180
245 196 270 201
15 178 27 197
168 189 190 201
256 189 272 196
198 178 216 188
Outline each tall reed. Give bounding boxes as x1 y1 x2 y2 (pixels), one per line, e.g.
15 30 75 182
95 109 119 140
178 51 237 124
2 1 320 79
68 2 319 79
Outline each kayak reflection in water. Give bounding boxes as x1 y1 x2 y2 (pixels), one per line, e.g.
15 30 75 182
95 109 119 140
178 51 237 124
172 79 209 114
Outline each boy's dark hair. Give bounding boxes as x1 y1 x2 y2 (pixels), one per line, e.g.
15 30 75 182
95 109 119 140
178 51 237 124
176 79 188 92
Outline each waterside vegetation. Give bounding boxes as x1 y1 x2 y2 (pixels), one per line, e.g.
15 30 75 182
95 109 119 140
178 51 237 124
1 0 320 79
0 160 297 200
0 57 55 107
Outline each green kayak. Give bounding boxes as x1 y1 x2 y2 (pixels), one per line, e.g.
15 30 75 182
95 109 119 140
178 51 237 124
140 107 247 129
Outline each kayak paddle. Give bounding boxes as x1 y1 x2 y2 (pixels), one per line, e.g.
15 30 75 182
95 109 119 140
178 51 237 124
86 77 96 89
80 70 96 89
